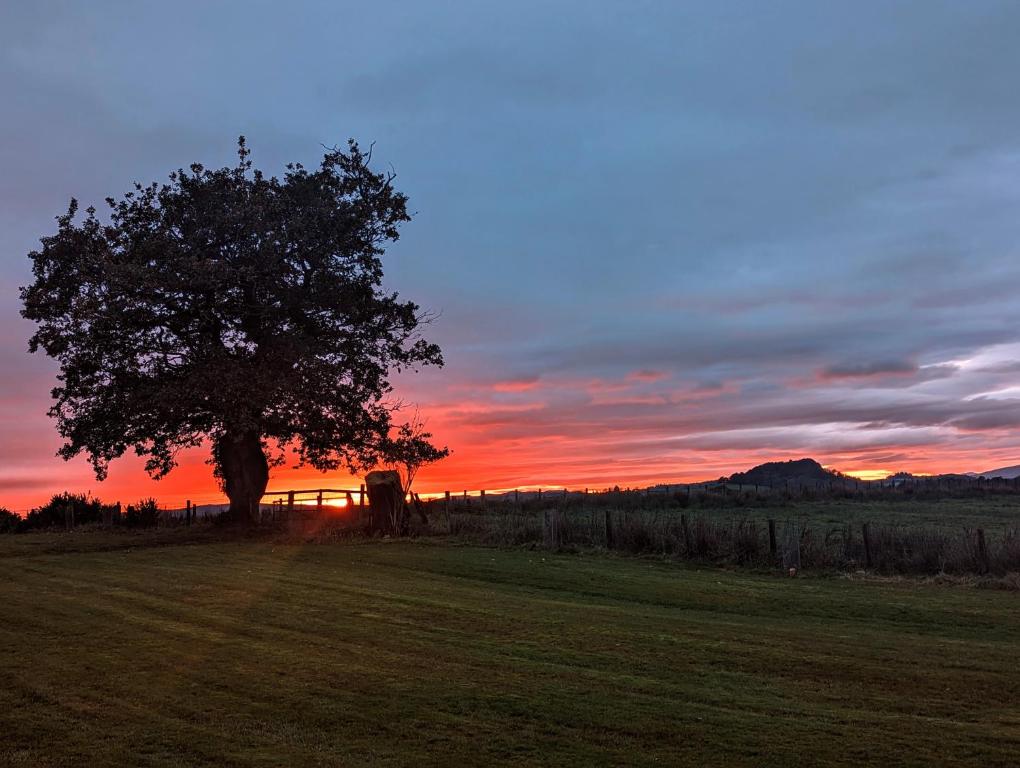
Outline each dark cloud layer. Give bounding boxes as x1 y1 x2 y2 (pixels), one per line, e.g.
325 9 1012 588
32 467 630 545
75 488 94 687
2 1 1020 504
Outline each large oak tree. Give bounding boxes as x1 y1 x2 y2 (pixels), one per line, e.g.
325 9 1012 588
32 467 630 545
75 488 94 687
21 138 442 524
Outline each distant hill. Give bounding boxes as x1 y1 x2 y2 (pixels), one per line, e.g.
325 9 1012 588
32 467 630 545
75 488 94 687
973 464 1020 480
726 458 840 485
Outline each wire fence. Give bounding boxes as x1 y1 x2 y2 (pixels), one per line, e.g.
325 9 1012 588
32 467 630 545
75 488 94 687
11 473 1020 522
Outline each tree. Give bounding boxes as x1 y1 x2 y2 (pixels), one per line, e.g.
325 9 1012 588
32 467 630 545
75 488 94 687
379 411 449 531
21 138 443 524
0 508 20 534
123 498 160 528
21 492 112 530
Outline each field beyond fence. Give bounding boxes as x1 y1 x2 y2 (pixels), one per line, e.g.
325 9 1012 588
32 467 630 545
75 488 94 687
12 478 1020 579
250 482 1020 579
426 493 1020 578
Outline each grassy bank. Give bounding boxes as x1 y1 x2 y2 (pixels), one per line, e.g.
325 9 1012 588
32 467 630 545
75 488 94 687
2 534 1020 766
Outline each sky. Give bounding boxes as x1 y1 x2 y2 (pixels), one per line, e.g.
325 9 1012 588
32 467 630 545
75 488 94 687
3 1 1020 511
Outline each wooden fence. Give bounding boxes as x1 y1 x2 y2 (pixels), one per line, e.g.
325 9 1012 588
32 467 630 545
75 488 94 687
38 472 1020 529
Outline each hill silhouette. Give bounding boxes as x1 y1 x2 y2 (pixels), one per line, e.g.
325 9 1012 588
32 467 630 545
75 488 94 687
726 458 840 485
973 464 1020 480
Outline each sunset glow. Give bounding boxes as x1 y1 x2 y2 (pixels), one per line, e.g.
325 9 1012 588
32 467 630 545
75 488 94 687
4 343 1020 511
840 469 893 482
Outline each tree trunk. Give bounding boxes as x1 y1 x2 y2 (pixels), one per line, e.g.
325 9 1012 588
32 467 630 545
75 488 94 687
217 430 269 525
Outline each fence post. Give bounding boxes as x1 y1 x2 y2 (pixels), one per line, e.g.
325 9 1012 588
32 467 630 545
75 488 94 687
480 489 486 511
445 490 451 517
287 491 295 522
977 528 989 573
316 491 323 517
411 492 428 525
783 521 801 574
768 519 776 559
862 522 872 569
186 500 192 526
605 509 614 549
680 513 692 555
514 488 519 507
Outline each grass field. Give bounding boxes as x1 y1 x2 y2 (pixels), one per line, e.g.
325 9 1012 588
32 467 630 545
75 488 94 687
691 495 1020 531
474 493 1020 532
2 532 1020 766
438 495 1020 573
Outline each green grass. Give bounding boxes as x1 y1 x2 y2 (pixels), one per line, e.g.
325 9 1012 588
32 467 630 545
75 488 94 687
2 533 1020 766
504 494 1020 532
697 496 1020 532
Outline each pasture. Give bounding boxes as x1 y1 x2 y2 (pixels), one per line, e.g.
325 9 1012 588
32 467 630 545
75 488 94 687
448 490 1020 531
682 494 1020 531
436 494 1020 575
2 532 1019 766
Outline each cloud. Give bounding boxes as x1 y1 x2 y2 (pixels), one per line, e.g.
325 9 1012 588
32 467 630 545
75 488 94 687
627 369 669 383
0 475 54 492
820 360 918 379
492 376 541 393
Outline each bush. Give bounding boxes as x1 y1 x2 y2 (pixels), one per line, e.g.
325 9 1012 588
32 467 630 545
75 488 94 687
124 498 160 528
21 493 113 531
0 508 20 533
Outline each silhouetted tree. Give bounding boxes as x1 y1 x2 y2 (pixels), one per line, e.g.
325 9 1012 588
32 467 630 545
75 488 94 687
123 498 160 528
382 412 450 497
0 508 19 534
21 492 111 530
21 138 442 524
380 411 449 530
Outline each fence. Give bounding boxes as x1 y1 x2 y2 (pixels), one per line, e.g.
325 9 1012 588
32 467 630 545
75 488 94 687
14 471 1020 522
433 503 1020 576
261 486 367 523
13 476 1020 576
137 473 1020 531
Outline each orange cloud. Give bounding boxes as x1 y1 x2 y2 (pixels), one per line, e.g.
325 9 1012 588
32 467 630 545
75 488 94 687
492 376 541 393
627 369 669 382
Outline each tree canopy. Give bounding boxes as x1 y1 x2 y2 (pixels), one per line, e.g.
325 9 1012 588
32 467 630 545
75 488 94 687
21 138 443 522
